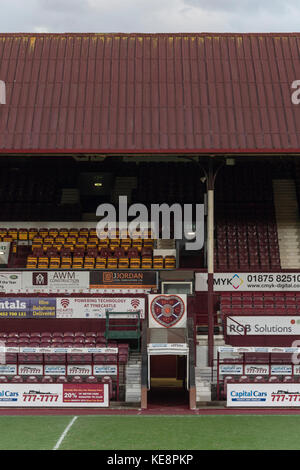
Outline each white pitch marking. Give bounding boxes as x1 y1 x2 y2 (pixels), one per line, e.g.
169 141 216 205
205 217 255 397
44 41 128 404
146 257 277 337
53 416 78 450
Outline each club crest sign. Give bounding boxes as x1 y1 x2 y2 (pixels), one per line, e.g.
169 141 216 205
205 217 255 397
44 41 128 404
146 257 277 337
148 294 187 328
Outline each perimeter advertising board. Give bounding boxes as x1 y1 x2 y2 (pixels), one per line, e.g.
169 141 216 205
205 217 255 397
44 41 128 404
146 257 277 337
22 271 90 293
0 296 145 319
227 383 300 407
0 272 22 293
195 272 300 291
226 316 300 336
0 298 56 318
0 383 109 407
90 270 157 289
56 296 145 319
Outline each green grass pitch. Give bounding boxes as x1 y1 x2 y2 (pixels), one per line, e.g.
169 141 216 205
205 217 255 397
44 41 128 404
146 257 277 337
1 414 300 450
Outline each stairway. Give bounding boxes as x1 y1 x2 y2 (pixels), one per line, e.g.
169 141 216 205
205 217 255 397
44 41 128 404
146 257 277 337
60 188 80 205
111 177 137 205
273 179 300 268
195 335 225 402
125 352 141 403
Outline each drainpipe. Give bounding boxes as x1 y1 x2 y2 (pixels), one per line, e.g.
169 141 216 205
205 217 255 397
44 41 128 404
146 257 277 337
207 158 215 367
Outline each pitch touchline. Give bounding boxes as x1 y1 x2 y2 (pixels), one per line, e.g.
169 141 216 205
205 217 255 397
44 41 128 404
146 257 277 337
53 416 78 450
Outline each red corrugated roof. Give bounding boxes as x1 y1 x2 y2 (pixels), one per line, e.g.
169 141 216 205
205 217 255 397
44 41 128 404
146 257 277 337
0 32 300 154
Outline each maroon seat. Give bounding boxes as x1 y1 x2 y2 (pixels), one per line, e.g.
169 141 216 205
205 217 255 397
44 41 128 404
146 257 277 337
74 332 85 338
30 332 41 339
41 376 54 383
93 354 106 364
6 341 19 347
11 375 23 383
253 376 266 383
99 247 112 258
18 342 31 347
222 376 235 399
86 332 97 338
40 342 52 348
64 332 74 338
86 247 98 258
56 375 68 383
268 376 280 383
127 247 139 258
101 376 114 399
25 376 39 383
118 354 128 364
238 375 250 383
73 248 85 257
18 353 43 364
86 375 98 383
52 337 63 344
52 332 64 338
85 338 96 345
44 353 66 364
67 354 92 364
60 247 72 257
41 332 52 338
63 337 74 344
6 353 17 364
113 247 125 258
71 375 83 383
106 354 118 364
19 332 30 338
141 247 153 257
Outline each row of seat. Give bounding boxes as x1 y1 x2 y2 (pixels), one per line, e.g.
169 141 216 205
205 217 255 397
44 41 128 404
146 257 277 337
0 374 113 384
0 227 156 241
220 293 300 314
215 201 281 270
26 254 176 270
221 375 299 398
221 353 292 363
4 353 128 365
0 331 123 345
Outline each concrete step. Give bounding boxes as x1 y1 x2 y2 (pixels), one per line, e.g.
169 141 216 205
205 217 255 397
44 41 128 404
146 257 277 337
273 179 300 269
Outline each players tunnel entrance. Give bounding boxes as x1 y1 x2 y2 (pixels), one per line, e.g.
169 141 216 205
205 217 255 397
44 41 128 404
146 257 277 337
141 325 195 410
147 354 189 408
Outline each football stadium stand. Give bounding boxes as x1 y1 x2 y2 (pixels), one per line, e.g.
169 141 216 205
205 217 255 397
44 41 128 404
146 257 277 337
2 33 300 409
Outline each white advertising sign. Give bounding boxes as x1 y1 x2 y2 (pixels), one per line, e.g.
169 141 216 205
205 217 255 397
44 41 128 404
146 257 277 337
22 271 90 293
93 365 118 376
227 383 300 407
0 272 22 293
147 343 189 355
244 364 270 375
270 365 293 375
226 316 300 336
5 347 118 354
294 365 300 375
0 383 109 407
195 272 300 292
56 297 145 319
148 294 187 329
67 365 93 376
44 365 66 376
0 365 17 375
218 346 300 354
18 365 43 376
219 364 243 375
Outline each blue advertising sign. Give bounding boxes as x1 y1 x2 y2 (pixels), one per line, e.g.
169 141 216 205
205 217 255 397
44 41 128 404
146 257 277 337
0 298 56 318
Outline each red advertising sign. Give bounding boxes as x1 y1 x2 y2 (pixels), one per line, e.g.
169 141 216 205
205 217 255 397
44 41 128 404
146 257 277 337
63 383 107 404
